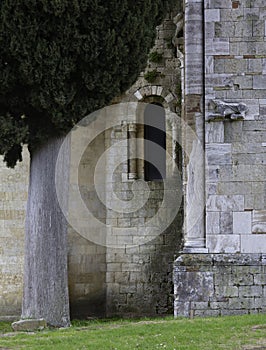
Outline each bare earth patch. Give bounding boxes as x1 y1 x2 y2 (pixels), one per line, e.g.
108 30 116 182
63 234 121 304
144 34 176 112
242 324 266 349
242 347 266 350
251 325 266 331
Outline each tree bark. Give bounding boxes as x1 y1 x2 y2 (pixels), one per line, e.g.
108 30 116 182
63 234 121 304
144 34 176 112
21 135 70 327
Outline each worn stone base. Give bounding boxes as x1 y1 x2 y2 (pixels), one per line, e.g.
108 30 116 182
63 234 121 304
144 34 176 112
174 254 266 317
11 319 47 332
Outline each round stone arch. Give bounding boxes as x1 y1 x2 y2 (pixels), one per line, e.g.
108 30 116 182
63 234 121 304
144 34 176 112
133 85 177 112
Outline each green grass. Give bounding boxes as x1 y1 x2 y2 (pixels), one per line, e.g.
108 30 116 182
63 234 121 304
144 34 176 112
0 314 266 349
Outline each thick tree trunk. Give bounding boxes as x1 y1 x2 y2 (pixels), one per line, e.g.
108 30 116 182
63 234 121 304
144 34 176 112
21 136 70 327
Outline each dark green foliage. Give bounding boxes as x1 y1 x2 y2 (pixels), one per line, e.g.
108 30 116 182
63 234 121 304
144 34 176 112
148 51 163 64
144 70 159 83
0 0 175 167
0 114 28 167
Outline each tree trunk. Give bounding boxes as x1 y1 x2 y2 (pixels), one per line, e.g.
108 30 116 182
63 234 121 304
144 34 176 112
21 135 70 327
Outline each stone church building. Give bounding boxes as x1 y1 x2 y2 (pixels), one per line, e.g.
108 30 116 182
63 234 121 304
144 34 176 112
0 0 266 320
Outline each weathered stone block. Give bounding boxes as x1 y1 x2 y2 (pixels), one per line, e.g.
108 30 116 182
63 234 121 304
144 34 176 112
206 143 232 165
205 23 215 41
206 38 230 55
210 301 229 310
248 58 263 73
205 9 220 22
244 8 260 20
214 271 234 285
231 265 260 274
224 77 250 92
234 20 253 37
194 309 220 317
252 20 265 37
262 59 266 74
228 297 255 310
174 271 214 302
207 235 240 253
254 274 266 285
213 58 225 73
233 211 252 234
254 75 266 89
215 285 239 298
241 235 266 253
207 0 232 9
206 195 244 212
219 212 233 234
174 301 190 318
232 272 254 286
239 285 262 297
206 212 220 234
220 9 244 22
215 22 235 37
252 210 266 234
224 59 248 73
12 319 47 332
106 263 122 272
221 309 247 316
205 121 224 143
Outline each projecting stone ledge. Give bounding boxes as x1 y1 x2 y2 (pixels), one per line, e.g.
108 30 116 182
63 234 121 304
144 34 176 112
11 319 47 332
207 100 248 122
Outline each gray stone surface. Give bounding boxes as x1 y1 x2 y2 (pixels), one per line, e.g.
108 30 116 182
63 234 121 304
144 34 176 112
233 211 252 234
253 210 266 234
12 319 47 332
207 235 241 253
205 0 266 255
174 254 266 317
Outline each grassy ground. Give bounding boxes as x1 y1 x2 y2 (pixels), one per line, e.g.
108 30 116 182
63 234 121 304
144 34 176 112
0 314 266 349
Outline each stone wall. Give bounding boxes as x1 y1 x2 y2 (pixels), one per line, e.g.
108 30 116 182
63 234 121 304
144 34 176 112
68 131 107 319
174 254 266 317
0 148 29 320
68 95 183 318
97 11 184 317
173 0 266 318
205 0 266 253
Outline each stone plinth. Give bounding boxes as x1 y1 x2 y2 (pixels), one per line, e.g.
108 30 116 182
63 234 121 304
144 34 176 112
174 254 266 317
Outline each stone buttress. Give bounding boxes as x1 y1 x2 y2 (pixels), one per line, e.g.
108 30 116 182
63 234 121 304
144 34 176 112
174 0 266 317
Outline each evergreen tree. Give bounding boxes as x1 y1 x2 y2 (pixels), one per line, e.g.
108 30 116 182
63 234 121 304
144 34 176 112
0 0 175 327
0 0 175 167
